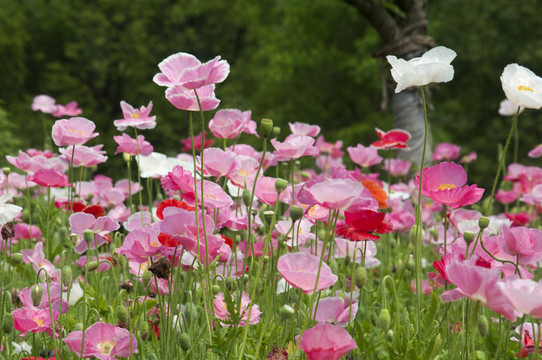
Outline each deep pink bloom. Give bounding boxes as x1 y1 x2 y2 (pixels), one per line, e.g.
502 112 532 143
59 145 108 167
27 169 69 187
117 224 166 263
114 101 156 131
312 295 358 327
161 165 194 193
498 278 542 319
153 52 229 89
415 162 484 209
180 131 214 152
277 252 337 294
495 188 519 204
208 109 258 139
371 127 411 150
289 122 320 137
14 223 42 241
51 117 98 146
213 291 261 327
336 209 393 241
298 323 357 360
13 307 58 337
114 134 153 156
271 135 319 161
528 144 542 158
63 321 138 359
166 84 220 111
186 180 233 210
20 242 55 275
382 158 412 177
432 142 461 161
347 144 382 168
26 148 54 158
501 225 542 265
32 95 57 113
53 101 82 117
7 150 66 174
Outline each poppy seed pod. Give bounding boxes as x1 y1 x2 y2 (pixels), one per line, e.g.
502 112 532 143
477 315 489 337
479 216 490 229
289 206 304 222
274 178 288 192
463 231 476 245
260 118 274 138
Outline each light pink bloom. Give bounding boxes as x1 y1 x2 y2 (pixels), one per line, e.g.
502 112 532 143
161 165 194 193
7 150 66 174
213 291 261 327
289 122 320 137
275 218 315 247
69 212 120 254
117 224 165 263
502 225 542 265
165 84 220 111
27 168 69 187
298 323 357 360
382 158 412 177
114 101 156 131
123 211 153 232
432 142 460 161
312 295 358 327
277 252 337 294
271 135 319 161
180 131 214 152
226 155 259 188
20 242 55 275
114 133 153 156
188 180 233 210
528 144 542 158
347 144 382 168
18 282 67 313
416 162 484 209
459 151 477 164
63 321 138 360
32 94 56 113
208 109 257 139
498 278 542 319
60 145 108 167
314 136 343 158
254 175 291 205
198 148 240 179
51 117 98 146
53 101 82 117
153 52 229 89
298 177 378 210
27 148 54 158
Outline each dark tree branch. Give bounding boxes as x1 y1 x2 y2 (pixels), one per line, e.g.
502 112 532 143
341 0 401 43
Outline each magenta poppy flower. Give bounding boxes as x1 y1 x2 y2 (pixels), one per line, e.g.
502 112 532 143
51 117 98 146
153 52 229 89
271 135 319 161
277 252 337 294
117 224 165 263
501 225 542 265
432 142 461 161
370 127 411 150
415 162 484 209
528 144 542 158
336 209 393 242
213 291 261 327
180 131 214 152
208 109 258 139
298 323 357 360
289 122 321 137
312 295 358 327
114 101 157 131
166 84 220 112
53 101 82 117
20 242 55 275
382 158 412 177
495 188 519 204
113 133 153 156
13 307 58 337
347 144 383 168
63 321 138 359
32 94 57 113
59 145 108 167
14 223 42 241
27 168 69 187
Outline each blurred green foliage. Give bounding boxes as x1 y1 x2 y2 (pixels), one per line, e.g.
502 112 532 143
0 0 541 187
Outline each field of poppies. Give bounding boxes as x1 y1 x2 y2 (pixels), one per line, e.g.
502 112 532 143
1 46 542 360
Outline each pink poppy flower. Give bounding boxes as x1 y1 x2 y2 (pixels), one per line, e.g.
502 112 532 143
166 84 220 111
298 178 377 210
27 148 54 158
415 162 484 209
197 148 240 179
275 218 315 247
501 225 542 265
180 131 214 152
513 323 542 357
123 211 153 232
161 165 194 193
459 151 477 164
117 224 165 263
528 144 542 158
27 169 69 188
289 122 321 137
20 242 55 275
18 282 68 313
113 101 156 131
208 109 257 139
271 135 319 161
298 323 357 360
432 142 460 161
53 101 82 117
213 291 261 327
13 307 58 337
153 52 229 89
59 145 108 167
314 136 343 158
312 295 358 327
63 321 138 359
382 158 412 177
51 117 98 146
277 252 337 294
186 179 233 210
371 127 410 150
254 175 291 205
226 155 260 188
498 278 542 319
32 94 57 113
113 133 153 156
6 150 66 174
495 188 519 204
69 212 120 254
14 223 42 241
347 144 382 168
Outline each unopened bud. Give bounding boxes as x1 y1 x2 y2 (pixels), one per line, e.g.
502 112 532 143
70 233 79 245
178 333 191 351
272 126 281 138
139 321 150 341
116 305 129 326
212 284 221 295
83 230 95 244
12 253 22 264
386 329 394 342
183 303 198 325
62 266 73 286
260 118 274 138
329 260 338 275
142 270 152 288
123 153 131 163
280 305 295 321
31 285 43 307
409 225 420 244
111 250 119 266
463 231 476 245
3 314 13 334
242 189 251 207
379 308 391 330
289 206 304 222
274 178 288 192
74 322 83 331
354 267 368 289
477 315 489 337
478 217 490 229
86 261 99 272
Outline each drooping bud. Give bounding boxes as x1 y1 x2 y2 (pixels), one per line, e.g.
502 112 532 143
178 333 191 351
463 231 476 245
386 329 394 342
62 265 73 286
260 118 274 138
212 284 221 295
279 305 295 321
354 266 368 289
3 313 13 334
74 322 84 331
116 305 129 326
409 225 420 244
86 261 99 272
379 308 391 330
274 178 288 193
478 216 490 229
142 270 152 288
139 321 150 341
328 260 338 275
289 206 304 222
31 285 43 307
183 303 199 325
477 314 489 337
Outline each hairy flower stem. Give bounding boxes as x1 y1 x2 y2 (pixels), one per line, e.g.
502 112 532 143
134 128 145 225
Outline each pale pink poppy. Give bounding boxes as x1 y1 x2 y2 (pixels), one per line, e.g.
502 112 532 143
13 306 58 337
382 158 412 177
185 179 232 210
69 212 120 254
114 101 156 131
432 142 460 161
166 84 220 111
415 162 484 209
271 135 319 161
277 252 337 294
27 148 54 158
498 278 542 319
51 117 98 146
298 177 377 210
123 211 153 232
114 133 153 156
459 151 477 164
254 175 291 205
7 150 66 174
27 168 69 187
371 128 410 150
216 206 248 231
347 144 382 168
161 165 194 193
117 224 165 263
298 323 357 360
227 155 259 188
53 101 82 117
501 225 542 265
60 145 108 167
315 155 344 172
312 295 358 327
314 135 343 158
528 144 542 158
76 255 111 272
289 122 321 137
213 291 261 327
32 94 56 113
20 242 55 275
275 218 315 247
180 131 214 152
198 148 240 179
63 321 138 359
18 282 67 313
208 109 257 139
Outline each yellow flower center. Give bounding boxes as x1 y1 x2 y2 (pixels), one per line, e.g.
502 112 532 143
205 194 217 200
70 129 83 135
131 113 141 118
438 183 456 191
33 317 44 327
150 240 159 247
518 85 534 92
238 170 248 176
99 340 116 354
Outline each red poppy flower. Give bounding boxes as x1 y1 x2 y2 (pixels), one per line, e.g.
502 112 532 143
55 201 105 218
156 199 195 220
221 234 234 249
370 128 411 150
335 209 392 241
157 232 181 247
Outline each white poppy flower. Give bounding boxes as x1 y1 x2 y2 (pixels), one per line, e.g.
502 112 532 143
0 195 22 226
386 46 457 93
136 152 193 178
501 64 542 109
498 99 524 116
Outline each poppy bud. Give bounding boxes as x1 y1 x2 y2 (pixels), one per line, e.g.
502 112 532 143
409 225 420 244
123 153 131 163
62 265 73 287
479 216 490 229
354 266 368 289
31 285 43 307
3 314 13 334
242 189 251 207
212 284 221 295
289 206 304 222
12 253 22 264
117 304 129 326
83 230 94 244
86 261 99 272
142 270 152 288
477 315 489 337
272 126 281 138
260 118 274 138
178 332 191 351
2 167 10 175
386 329 394 342
274 178 288 192
379 308 391 330
139 321 150 340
